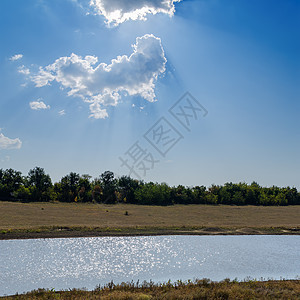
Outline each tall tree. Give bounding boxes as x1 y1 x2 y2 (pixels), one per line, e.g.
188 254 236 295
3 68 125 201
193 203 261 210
57 172 80 202
100 171 117 203
78 174 92 202
27 167 52 201
0 168 23 199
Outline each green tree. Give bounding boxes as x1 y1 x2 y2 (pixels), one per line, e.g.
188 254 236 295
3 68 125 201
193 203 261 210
245 182 261 205
100 171 117 203
284 187 299 205
135 182 172 205
57 172 80 202
92 184 102 203
27 167 52 201
0 168 24 200
275 192 288 206
118 175 140 203
171 185 188 204
232 191 245 205
205 185 220 204
78 174 92 202
191 186 206 204
13 186 31 201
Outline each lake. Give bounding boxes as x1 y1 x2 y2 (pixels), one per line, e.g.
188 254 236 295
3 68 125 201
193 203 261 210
0 235 299 296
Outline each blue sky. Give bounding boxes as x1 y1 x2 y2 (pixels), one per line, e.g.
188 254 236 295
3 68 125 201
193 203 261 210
0 0 299 188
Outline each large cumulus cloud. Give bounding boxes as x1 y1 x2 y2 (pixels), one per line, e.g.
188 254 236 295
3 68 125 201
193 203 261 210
90 0 182 26
32 34 167 119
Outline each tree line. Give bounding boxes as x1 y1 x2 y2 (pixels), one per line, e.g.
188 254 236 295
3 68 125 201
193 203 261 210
0 167 299 206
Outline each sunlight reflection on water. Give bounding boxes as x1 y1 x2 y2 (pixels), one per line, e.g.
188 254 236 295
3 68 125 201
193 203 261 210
0 235 299 296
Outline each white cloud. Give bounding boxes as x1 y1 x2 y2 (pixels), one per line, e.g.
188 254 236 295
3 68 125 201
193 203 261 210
0 133 22 150
58 110 66 116
90 0 182 26
10 54 23 61
29 99 50 110
31 34 167 119
18 65 30 75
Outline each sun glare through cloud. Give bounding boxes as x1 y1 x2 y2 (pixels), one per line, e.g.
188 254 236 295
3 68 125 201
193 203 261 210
28 34 167 119
90 0 182 26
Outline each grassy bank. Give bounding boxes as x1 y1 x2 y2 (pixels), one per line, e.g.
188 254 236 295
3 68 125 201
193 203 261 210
0 202 299 239
1 225 300 240
1 279 300 299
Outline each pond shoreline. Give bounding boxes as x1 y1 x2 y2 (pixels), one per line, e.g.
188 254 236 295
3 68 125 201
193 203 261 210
1 279 300 299
1 226 299 240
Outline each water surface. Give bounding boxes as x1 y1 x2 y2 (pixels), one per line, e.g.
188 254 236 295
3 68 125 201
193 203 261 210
0 235 299 296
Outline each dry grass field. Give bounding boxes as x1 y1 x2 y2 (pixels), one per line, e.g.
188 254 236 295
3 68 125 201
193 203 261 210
0 201 299 229
1 279 300 299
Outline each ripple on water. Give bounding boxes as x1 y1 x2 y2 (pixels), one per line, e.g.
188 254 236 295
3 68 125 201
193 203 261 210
0 235 299 296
